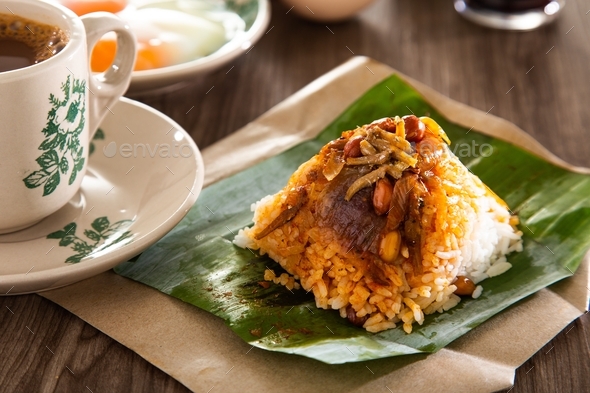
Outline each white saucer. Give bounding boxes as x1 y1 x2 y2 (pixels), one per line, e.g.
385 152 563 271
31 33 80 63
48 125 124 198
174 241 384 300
0 97 204 295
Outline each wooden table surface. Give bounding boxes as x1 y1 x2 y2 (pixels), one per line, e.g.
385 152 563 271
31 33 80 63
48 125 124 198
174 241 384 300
1 0 589 392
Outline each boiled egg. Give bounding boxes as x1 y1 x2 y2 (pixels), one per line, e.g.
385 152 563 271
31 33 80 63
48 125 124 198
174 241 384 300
59 0 236 72
92 8 227 71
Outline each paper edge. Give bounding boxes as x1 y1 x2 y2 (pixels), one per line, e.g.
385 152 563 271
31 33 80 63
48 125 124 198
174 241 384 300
202 56 590 189
40 56 590 393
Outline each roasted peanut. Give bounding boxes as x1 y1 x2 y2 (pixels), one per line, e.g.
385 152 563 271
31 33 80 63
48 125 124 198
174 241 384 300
373 177 393 215
379 230 401 263
325 137 347 151
403 115 426 142
346 305 368 327
370 117 397 133
454 275 476 296
343 136 363 158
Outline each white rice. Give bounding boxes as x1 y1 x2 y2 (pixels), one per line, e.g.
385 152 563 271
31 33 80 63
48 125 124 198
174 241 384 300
456 195 523 285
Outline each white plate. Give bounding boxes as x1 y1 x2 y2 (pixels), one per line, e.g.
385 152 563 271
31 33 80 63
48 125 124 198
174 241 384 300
0 97 204 295
127 0 271 94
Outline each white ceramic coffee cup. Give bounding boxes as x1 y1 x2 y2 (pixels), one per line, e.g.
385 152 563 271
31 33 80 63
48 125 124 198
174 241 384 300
0 0 136 234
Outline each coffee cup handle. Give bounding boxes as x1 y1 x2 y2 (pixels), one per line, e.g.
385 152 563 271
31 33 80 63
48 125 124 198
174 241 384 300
81 13 136 139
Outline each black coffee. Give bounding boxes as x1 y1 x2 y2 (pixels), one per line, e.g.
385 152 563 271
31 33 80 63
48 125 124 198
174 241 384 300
466 0 552 12
0 13 69 72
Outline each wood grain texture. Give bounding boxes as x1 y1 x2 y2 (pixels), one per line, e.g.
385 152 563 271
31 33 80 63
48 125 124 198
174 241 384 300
0 295 189 393
1 0 589 392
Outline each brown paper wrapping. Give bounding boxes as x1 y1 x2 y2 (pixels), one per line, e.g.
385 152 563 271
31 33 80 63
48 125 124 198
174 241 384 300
42 57 590 393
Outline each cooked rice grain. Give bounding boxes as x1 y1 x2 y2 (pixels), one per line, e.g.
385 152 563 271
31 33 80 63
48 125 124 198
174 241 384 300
234 137 522 333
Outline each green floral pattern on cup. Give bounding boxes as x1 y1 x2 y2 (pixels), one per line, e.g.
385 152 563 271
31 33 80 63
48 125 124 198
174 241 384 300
89 128 105 156
23 75 87 196
47 216 132 263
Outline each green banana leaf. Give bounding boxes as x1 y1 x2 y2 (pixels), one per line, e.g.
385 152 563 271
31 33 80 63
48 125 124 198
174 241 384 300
115 74 590 364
